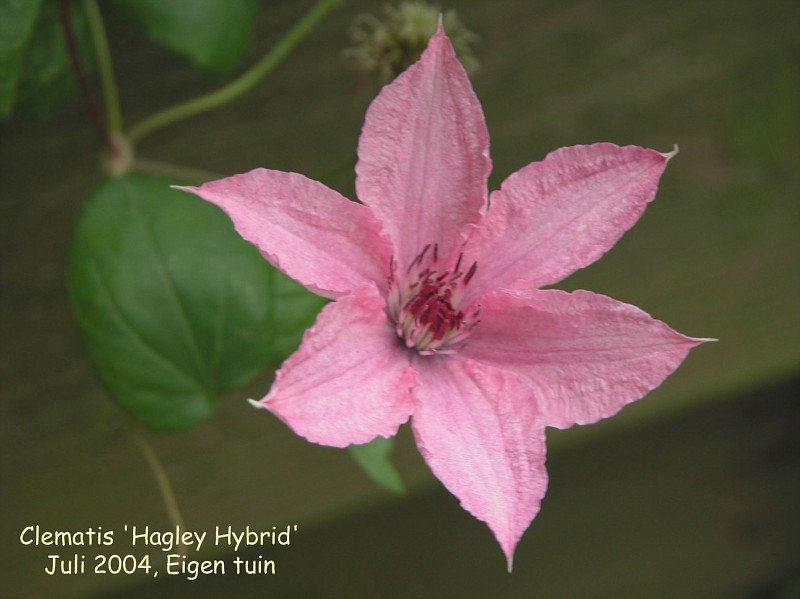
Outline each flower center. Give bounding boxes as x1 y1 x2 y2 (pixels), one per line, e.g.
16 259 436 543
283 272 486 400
387 244 480 355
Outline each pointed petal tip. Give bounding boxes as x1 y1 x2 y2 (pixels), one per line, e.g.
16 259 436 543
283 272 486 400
664 144 679 160
247 398 266 410
431 15 449 48
506 551 515 573
681 333 717 348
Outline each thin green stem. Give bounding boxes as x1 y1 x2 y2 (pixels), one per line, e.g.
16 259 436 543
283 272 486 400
128 0 341 144
130 426 188 557
82 0 123 135
132 158 222 184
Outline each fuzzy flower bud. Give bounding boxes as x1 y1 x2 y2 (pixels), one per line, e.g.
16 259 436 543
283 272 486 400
343 2 478 84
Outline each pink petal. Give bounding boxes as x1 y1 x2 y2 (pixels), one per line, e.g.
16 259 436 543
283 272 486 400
411 357 547 570
355 26 492 268
462 288 709 429
178 169 391 299
464 144 674 296
253 285 414 447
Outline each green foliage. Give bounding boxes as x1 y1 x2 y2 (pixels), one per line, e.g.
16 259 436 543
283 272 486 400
2 0 259 120
0 0 44 117
14 2 93 118
106 0 258 75
262 267 329 365
349 437 405 494
69 175 324 431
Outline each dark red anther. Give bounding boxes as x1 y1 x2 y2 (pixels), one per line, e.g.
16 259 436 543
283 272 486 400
464 261 478 284
387 256 396 286
390 242 480 354
408 244 432 274
454 252 463 274
433 318 451 341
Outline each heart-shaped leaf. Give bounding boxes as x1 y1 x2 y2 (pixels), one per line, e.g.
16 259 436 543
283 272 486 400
349 437 405 494
0 0 44 117
69 174 324 430
14 1 94 119
106 0 257 75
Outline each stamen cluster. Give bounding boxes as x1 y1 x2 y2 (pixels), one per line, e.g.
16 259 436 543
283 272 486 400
387 244 480 354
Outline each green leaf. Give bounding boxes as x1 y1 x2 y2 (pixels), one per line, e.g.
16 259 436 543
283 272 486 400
348 437 405 494
0 0 44 117
15 2 92 119
264 266 328 364
106 0 258 75
69 174 322 431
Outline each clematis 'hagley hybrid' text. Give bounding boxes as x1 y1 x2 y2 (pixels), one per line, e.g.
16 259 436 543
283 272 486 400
180 26 708 570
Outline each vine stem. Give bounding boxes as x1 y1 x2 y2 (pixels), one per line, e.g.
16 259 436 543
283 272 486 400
127 0 341 143
59 0 110 147
132 158 221 184
82 0 124 135
129 426 188 557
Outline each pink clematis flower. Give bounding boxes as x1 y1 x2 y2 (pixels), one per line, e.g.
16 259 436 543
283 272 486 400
180 26 707 570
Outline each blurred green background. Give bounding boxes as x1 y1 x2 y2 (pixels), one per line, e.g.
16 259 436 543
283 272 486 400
1 0 798 597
